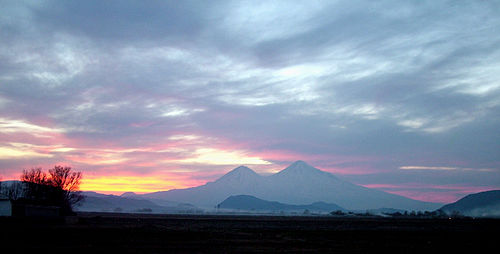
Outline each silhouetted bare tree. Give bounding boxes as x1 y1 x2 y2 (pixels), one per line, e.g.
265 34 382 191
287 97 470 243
21 167 47 185
20 166 83 215
48 166 84 213
21 168 49 202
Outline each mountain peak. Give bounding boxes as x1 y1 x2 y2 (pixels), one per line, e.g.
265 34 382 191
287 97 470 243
279 160 322 174
271 160 340 182
215 165 260 183
232 165 254 172
228 165 258 176
291 160 309 167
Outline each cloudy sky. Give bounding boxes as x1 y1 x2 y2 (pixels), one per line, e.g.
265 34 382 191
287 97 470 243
1 0 499 203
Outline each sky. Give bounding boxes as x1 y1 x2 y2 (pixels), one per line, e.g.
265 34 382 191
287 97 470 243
1 0 499 203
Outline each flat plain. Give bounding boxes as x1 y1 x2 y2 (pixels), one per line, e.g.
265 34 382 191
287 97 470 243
1 213 499 253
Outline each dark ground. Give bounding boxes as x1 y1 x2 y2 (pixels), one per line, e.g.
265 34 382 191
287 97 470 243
1 212 499 253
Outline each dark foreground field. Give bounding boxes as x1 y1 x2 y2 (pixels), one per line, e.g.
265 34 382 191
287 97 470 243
1 213 499 253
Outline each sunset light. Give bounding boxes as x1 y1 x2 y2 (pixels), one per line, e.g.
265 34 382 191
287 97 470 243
80 175 199 195
0 0 499 205
1 2 499 252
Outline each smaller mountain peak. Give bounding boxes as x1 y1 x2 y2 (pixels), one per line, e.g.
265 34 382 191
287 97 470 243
232 165 253 172
227 166 258 176
215 165 260 183
120 192 137 197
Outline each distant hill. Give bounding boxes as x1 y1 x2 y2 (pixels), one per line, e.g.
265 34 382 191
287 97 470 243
78 194 161 213
218 195 344 213
118 191 194 208
78 192 200 214
0 182 200 214
439 190 500 217
142 161 441 211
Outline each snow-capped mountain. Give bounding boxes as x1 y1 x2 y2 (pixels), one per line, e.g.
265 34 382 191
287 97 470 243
142 165 267 208
215 166 264 187
142 161 441 211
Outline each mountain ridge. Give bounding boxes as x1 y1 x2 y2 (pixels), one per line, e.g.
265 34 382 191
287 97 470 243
440 190 500 217
218 195 345 213
142 160 442 211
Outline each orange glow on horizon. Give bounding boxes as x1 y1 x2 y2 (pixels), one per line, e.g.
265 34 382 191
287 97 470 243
80 176 203 194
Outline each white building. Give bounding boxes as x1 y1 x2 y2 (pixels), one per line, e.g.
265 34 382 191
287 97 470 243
0 199 12 216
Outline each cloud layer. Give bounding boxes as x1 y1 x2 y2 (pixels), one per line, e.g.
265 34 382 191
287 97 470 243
1 0 499 202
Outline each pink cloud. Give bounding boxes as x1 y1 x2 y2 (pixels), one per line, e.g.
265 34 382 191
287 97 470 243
0 122 495 204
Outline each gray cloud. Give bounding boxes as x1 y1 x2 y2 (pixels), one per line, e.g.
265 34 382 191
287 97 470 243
1 0 499 201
